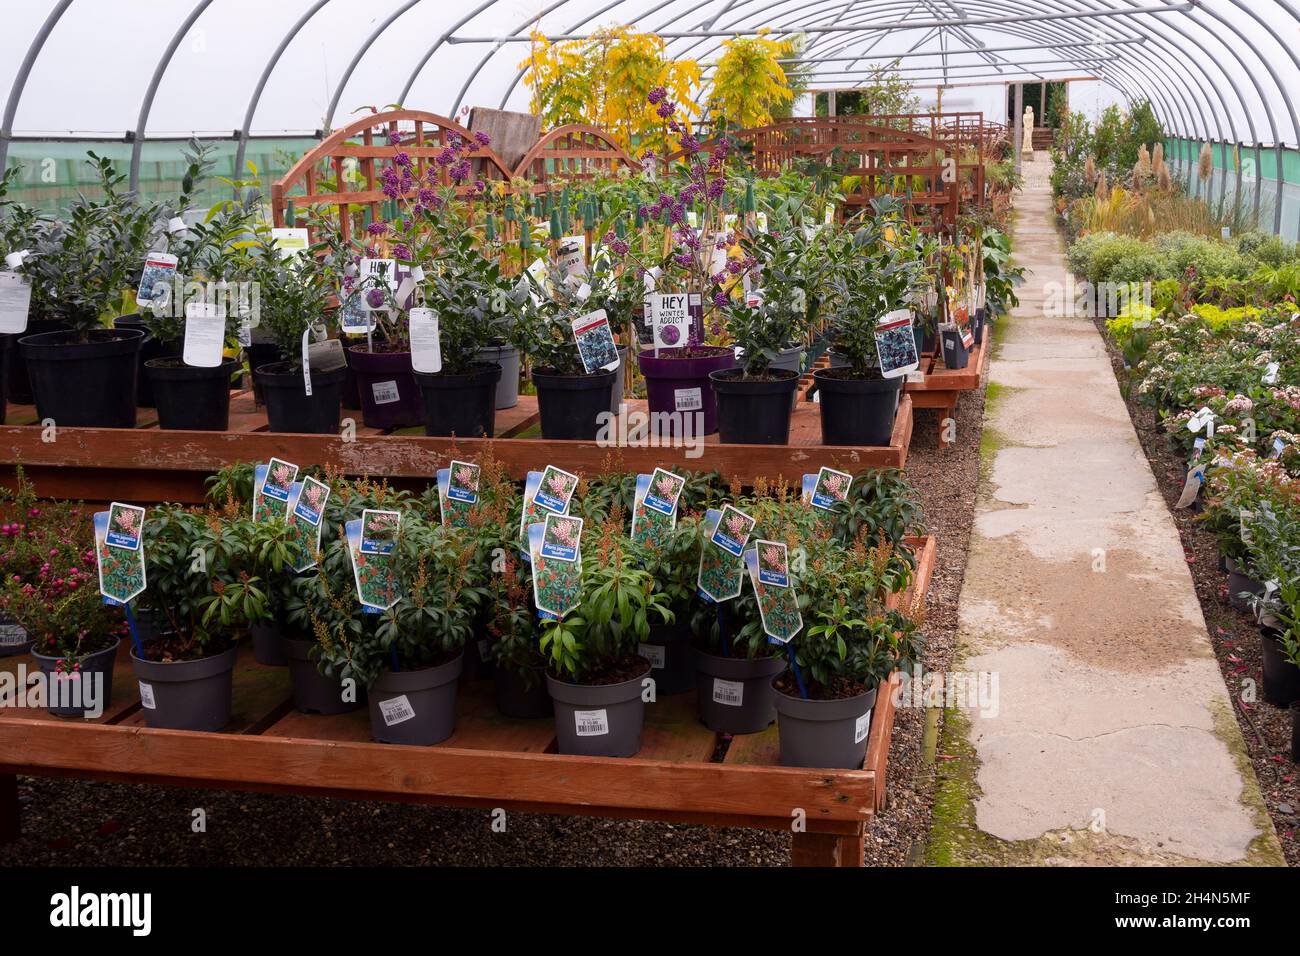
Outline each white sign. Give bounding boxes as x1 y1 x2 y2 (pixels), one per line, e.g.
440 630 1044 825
182 301 225 368
409 308 442 374
0 271 32 334
648 293 689 353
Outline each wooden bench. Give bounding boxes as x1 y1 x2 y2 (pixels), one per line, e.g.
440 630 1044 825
904 331 991 448
0 536 935 866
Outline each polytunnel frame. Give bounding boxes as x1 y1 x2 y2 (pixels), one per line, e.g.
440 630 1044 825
0 1 1298 236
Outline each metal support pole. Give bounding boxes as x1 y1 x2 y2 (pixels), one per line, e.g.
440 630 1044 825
1013 82 1024 172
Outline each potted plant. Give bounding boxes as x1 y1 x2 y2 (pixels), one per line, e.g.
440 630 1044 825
486 551 552 718
19 154 159 428
133 505 286 730
140 155 257 431
0 166 49 415
814 205 926 447
538 511 673 757
1242 504 1300 709
248 226 341 434
773 534 921 768
0 471 122 715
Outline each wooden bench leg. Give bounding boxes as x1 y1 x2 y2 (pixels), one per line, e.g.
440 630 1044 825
791 829 865 867
937 399 958 449
0 772 18 844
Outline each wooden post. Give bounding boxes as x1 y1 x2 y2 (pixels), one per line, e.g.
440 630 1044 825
791 829 865 867
1013 82 1024 172
0 772 18 843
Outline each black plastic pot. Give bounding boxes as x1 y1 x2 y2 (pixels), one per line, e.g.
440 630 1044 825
813 369 902 446
146 357 238 431
244 341 282 406
531 367 616 440
20 328 145 428
693 649 785 734
939 328 970 370
255 362 344 435
30 638 119 718
0 613 32 657
250 620 287 667
4 318 67 405
130 645 237 731
494 666 553 719
368 653 464 745
773 682 878 769
461 634 494 682
547 665 648 757
414 362 502 437
973 307 988 345
114 314 178 408
639 622 695 696
285 637 362 714
1260 629 1300 708
1227 564 1264 613
709 368 799 445
1292 703 1300 764
0 335 7 425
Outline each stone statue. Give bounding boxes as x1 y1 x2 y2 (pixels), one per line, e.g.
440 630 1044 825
1022 105 1035 156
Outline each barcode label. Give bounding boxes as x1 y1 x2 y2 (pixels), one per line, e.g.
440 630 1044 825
674 387 703 411
0 622 27 645
637 643 666 669
371 380 401 405
378 694 416 726
574 708 609 736
138 682 157 710
855 709 872 744
712 678 744 707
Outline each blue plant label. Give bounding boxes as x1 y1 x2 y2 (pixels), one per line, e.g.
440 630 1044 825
709 504 755 557
539 513 583 563
292 476 330 527
754 540 790 588
642 467 685 517
532 465 578 515
359 509 401 555
260 458 298 503
444 460 479 504
104 502 145 551
810 467 853 511
875 309 920 380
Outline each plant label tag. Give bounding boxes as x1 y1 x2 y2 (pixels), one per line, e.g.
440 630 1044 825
1272 437 1286 459
138 682 157 710
649 293 689 353
447 460 480 504
875 309 920 379
674 386 702 411
271 228 309 257
1174 464 1203 509
755 540 790 588
631 469 682 549
810 467 853 511
105 503 145 551
408 307 442 374
1187 406 1213 433
712 678 744 707
558 235 586 279
637 643 666 669
3 250 29 269
1193 436 1206 458
182 300 225 368
359 509 401 555
574 709 608 736
340 291 375 334
641 467 684 517
529 521 581 618
755 211 768 233
1263 362 1280 385
359 257 397 290
688 292 704 342
960 327 974 350
855 709 872 744
256 459 299 515
287 478 329 573
436 469 470 528
745 546 802 643
378 695 416 727
94 510 146 605
539 513 582 562
571 309 620 373
0 271 32 334
137 253 177 306
696 508 744 603
532 465 578 515
291 476 330 527
709 504 755 557
346 519 400 610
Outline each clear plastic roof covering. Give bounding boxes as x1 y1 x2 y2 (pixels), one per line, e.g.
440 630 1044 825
3 0 1300 154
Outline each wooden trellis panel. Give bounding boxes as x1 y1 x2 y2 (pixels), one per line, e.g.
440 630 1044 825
514 123 638 193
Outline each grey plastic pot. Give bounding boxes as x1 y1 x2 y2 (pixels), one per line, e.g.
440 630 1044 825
1226 565 1264 612
368 652 464 746
130 645 237 732
284 637 362 715
31 638 119 718
638 622 695 696
693 649 786 734
475 343 520 410
773 682 879 769
250 621 287 667
546 666 648 757
0 613 33 657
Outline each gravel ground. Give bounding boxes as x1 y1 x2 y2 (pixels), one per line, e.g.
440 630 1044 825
0 397 986 868
1093 320 1299 867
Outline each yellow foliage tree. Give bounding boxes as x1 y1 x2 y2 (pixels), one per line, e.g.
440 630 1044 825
707 33 796 128
521 27 701 156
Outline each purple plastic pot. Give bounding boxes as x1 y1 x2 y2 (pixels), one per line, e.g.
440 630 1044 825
347 345 422 430
637 346 736 437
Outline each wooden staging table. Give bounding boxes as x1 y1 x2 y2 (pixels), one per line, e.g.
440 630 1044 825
0 536 935 867
903 331 990 448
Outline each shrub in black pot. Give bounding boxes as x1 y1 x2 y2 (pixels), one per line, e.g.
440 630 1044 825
484 554 553 719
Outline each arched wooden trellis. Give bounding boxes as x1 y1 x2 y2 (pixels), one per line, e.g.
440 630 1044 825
513 123 638 192
271 110 514 242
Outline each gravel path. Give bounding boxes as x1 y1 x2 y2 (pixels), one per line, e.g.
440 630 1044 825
0 400 986 868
